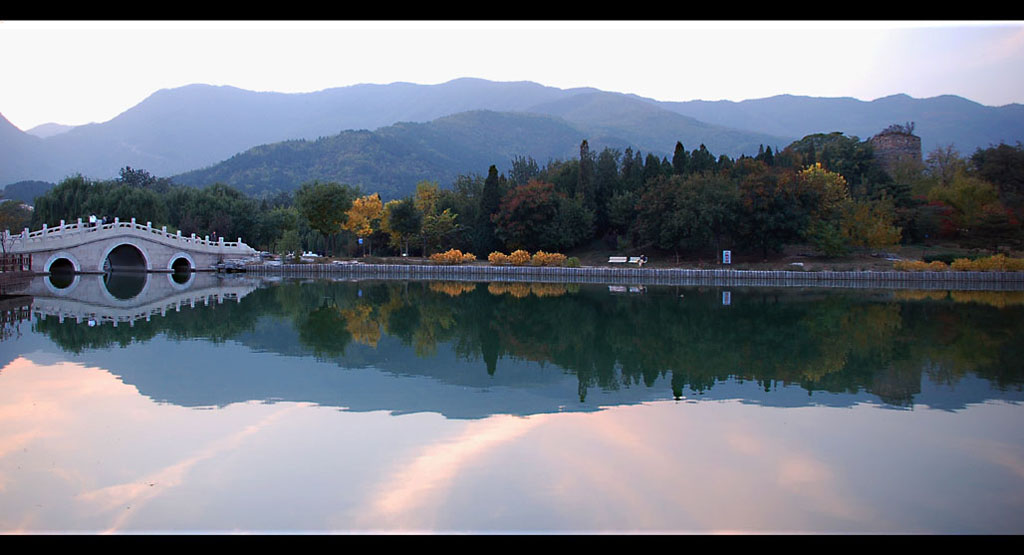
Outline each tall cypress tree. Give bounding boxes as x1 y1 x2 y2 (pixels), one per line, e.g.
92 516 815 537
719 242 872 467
478 165 503 253
672 142 690 176
622 147 635 185
578 140 595 211
594 148 621 235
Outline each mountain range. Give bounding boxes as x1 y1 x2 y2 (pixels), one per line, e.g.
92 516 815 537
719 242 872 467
3 77 1023 200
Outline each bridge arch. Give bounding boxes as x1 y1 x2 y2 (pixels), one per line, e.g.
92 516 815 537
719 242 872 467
44 251 82 274
168 252 196 273
99 241 150 273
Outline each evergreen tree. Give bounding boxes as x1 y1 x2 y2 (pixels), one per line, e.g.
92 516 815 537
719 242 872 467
661 157 674 178
643 153 662 187
621 147 636 190
509 155 540 187
690 144 716 175
478 165 504 254
593 148 622 236
672 142 690 176
578 140 595 212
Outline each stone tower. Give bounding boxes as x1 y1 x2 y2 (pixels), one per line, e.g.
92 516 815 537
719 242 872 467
869 122 922 175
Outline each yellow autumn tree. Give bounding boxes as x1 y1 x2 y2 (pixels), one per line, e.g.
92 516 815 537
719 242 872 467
799 163 858 256
840 197 902 248
414 181 441 216
381 199 404 250
343 193 383 255
799 162 850 221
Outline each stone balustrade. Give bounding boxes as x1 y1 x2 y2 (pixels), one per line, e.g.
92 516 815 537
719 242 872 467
6 217 253 254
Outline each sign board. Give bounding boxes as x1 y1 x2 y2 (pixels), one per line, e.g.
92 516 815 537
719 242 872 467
358 237 364 245
722 250 732 264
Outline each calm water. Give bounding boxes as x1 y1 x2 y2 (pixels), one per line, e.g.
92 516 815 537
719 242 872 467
1 273 1023 533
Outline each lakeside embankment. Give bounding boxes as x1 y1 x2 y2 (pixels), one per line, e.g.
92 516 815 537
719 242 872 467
243 262 1024 291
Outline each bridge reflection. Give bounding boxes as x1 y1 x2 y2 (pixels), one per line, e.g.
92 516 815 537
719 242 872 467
23 272 260 327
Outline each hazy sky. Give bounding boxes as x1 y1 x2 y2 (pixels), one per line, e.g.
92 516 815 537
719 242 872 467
2 20 1023 132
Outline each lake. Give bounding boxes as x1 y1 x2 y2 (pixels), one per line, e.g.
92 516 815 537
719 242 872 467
1 272 1023 533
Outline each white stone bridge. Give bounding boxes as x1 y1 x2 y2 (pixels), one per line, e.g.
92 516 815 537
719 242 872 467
4 217 258 274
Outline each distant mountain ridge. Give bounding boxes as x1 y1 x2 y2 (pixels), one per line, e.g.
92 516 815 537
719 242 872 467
2 78 1022 191
657 93 1024 155
172 110 602 199
25 122 74 138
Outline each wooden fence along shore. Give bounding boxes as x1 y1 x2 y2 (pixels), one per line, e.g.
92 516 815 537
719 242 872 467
243 263 1024 291
0 254 33 296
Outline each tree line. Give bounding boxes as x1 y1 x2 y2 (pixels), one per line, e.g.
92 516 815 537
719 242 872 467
11 132 1024 261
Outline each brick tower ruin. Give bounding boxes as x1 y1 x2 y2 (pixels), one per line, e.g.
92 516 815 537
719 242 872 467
869 122 922 175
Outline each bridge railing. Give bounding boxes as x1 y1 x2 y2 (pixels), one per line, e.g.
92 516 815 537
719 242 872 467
7 217 252 251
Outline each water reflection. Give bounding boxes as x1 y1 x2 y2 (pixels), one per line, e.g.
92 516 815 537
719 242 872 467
102 271 148 300
47 269 75 290
13 276 1024 416
4 276 1024 533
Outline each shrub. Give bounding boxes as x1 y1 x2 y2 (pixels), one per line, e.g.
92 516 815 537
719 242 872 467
508 249 531 265
950 254 1024 271
429 248 474 265
923 252 978 264
530 251 567 266
894 260 947 271
565 257 581 268
488 251 509 265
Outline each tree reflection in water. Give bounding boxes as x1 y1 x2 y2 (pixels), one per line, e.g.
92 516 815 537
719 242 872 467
30 278 1024 407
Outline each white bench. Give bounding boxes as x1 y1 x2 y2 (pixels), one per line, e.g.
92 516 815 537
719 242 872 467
608 256 644 265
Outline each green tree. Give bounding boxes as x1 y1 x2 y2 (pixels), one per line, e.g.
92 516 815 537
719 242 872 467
509 155 540 187
578 140 595 211
477 165 504 254
642 153 662 187
690 144 716 175
382 197 423 256
672 141 690 176
620 148 644 193
31 174 98 227
928 173 999 236
254 206 299 251
294 180 357 256
926 144 968 187
633 175 687 255
277 228 303 262
970 142 1024 218
593 148 622 236
679 174 741 260
735 169 809 259
421 208 460 255
0 200 33 252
